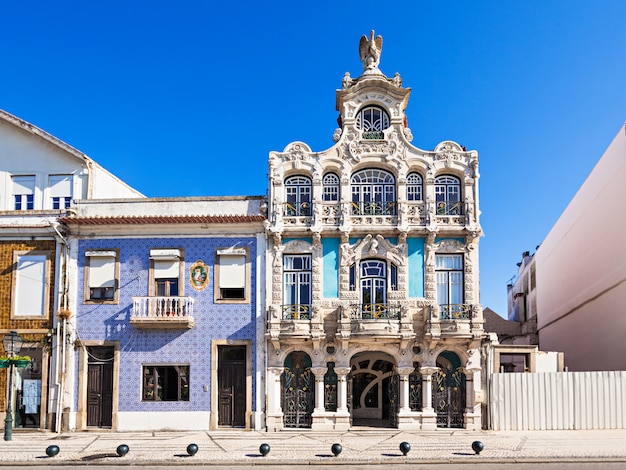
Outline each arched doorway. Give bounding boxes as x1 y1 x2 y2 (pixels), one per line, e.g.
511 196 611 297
281 351 313 428
349 352 397 427
433 351 466 428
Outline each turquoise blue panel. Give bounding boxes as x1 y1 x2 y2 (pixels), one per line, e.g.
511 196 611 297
323 238 340 298
407 237 425 298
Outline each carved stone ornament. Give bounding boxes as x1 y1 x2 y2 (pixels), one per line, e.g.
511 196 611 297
433 141 467 168
281 142 312 165
433 239 465 253
359 30 383 72
348 139 397 160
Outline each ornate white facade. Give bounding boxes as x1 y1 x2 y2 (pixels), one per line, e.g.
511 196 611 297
265 33 485 431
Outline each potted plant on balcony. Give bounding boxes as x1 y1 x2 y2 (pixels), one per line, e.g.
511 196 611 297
9 355 31 368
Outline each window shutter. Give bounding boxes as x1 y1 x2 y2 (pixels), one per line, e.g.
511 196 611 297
49 175 72 197
12 175 35 194
154 260 179 278
219 255 246 288
15 255 46 316
87 253 116 288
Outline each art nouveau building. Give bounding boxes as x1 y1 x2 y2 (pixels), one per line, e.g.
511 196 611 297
265 33 485 431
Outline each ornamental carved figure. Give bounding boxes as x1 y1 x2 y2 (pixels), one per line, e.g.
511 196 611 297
359 30 383 71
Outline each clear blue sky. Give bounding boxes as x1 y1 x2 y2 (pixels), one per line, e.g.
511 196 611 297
2 1 625 316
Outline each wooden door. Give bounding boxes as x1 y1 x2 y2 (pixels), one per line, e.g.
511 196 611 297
218 346 246 427
86 347 114 428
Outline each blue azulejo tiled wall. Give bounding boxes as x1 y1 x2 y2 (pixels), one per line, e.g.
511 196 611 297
75 236 257 413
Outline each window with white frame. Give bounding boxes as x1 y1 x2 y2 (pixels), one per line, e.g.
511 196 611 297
215 248 248 302
12 175 35 210
85 250 118 302
435 175 462 215
284 175 312 216
12 251 50 318
356 106 389 139
322 173 340 202
406 172 423 201
49 175 73 210
351 168 396 215
283 254 311 319
435 254 465 319
142 365 189 401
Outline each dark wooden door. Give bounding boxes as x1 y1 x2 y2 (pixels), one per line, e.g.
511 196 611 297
87 347 114 428
218 346 246 427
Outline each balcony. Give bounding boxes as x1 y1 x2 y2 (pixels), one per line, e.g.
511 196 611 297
350 303 401 320
336 303 403 342
282 304 311 320
130 296 195 329
434 201 466 225
425 304 476 340
350 200 397 225
282 201 312 227
439 304 471 320
266 304 325 348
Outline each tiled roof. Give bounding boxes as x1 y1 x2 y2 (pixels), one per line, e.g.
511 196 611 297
59 215 266 225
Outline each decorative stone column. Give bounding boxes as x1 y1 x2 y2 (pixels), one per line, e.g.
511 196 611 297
464 367 482 430
420 366 439 430
396 366 418 430
311 367 327 413
266 367 284 432
334 367 352 430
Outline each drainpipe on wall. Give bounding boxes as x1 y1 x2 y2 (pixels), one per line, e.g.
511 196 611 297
50 221 69 433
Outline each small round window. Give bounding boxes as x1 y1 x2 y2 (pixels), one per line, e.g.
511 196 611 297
356 106 390 139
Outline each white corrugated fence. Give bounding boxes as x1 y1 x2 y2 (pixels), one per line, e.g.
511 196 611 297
490 371 626 430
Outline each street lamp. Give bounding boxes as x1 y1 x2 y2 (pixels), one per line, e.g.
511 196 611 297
3 331 23 441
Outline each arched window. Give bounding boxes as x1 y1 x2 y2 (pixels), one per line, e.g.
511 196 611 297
361 260 387 308
356 106 390 139
351 169 396 215
284 175 312 216
322 173 340 202
406 172 423 201
435 175 461 215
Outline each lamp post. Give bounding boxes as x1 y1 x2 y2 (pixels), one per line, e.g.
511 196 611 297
3 331 23 441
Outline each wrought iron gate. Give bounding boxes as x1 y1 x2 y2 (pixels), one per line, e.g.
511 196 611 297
432 367 465 428
282 352 313 428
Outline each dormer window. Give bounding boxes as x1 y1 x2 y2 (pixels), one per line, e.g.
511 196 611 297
356 106 389 140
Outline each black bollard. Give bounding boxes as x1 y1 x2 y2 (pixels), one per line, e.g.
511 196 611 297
399 441 411 456
116 444 129 457
259 443 270 456
471 440 484 455
331 443 342 456
187 443 199 456
45 445 60 457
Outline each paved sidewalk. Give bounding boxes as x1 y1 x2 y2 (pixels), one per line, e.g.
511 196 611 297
1 428 626 466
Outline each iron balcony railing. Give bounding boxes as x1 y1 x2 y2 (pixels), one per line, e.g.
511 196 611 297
439 303 472 320
282 304 311 320
350 303 401 320
283 201 312 217
435 201 463 216
132 296 195 319
351 201 397 216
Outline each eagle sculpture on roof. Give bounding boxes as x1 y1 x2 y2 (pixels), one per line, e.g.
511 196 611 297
359 30 383 71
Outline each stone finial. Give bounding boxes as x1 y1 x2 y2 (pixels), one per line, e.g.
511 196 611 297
359 30 383 72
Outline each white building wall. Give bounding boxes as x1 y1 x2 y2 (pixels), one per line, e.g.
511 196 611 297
535 124 626 371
